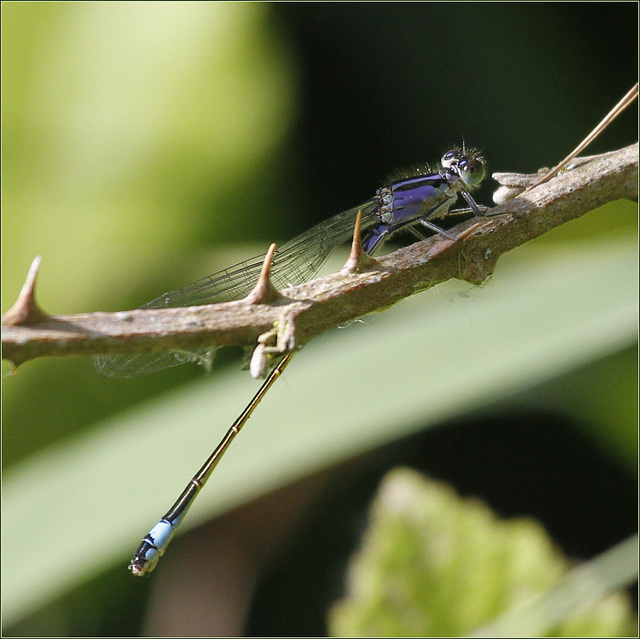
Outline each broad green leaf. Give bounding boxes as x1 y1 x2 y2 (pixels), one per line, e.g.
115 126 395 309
329 468 637 637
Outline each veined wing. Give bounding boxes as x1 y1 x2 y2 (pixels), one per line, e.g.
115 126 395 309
95 200 378 377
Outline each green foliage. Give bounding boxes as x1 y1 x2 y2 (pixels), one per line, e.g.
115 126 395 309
2 1 296 316
2 2 636 635
329 469 637 637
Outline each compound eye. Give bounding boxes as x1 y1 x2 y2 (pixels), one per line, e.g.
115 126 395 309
441 149 461 169
458 157 485 186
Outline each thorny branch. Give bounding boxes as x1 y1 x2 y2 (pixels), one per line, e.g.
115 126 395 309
2 143 638 371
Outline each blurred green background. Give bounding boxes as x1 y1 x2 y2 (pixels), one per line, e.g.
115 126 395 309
2 2 637 636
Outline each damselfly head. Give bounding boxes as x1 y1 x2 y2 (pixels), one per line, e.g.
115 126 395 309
441 147 486 187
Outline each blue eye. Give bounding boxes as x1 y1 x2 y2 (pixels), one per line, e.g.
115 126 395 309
458 158 485 186
441 148 486 186
441 149 462 169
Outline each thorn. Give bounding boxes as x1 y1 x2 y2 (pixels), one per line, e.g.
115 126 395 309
245 244 281 305
341 210 378 274
2 256 50 327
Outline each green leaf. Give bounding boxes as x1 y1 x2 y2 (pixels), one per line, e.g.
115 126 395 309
328 468 638 637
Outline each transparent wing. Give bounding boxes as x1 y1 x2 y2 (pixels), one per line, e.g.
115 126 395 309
95 200 378 378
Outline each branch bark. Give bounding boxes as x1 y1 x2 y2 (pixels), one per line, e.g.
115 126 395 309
3 143 637 370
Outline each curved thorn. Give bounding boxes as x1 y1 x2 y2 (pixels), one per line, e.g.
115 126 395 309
2 256 50 327
341 210 378 274
245 243 281 305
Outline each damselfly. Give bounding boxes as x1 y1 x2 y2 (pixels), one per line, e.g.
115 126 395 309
97 146 487 576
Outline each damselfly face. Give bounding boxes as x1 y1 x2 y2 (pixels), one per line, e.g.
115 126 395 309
441 148 486 187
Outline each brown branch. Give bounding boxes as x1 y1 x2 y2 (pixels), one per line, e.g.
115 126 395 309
2 143 637 371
